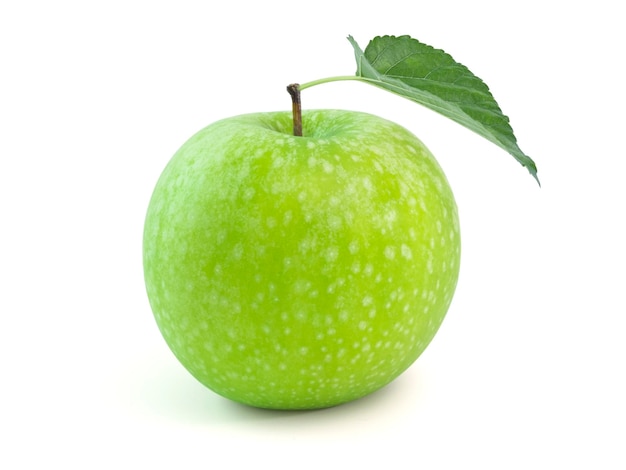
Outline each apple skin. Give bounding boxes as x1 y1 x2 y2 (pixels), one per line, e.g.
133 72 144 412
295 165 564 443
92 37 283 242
143 109 461 410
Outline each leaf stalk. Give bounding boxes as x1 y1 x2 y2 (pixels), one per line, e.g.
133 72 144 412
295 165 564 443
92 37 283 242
298 75 367 90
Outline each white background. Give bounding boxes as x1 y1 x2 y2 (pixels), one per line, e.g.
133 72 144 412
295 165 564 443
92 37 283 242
1 1 624 468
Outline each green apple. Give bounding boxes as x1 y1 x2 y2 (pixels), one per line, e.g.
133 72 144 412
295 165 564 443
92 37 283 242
143 109 461 409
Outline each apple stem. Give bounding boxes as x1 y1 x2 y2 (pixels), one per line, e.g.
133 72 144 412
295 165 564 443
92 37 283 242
287 83 303 137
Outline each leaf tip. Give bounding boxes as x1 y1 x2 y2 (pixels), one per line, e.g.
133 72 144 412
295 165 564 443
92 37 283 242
522 159 540 186
531 168 541 187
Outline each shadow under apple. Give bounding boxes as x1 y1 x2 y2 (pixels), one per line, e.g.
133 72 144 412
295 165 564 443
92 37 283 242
118 350 428 428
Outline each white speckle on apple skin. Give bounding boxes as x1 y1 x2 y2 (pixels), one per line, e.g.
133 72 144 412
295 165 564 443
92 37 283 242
143 109 461 410
384 245 396 260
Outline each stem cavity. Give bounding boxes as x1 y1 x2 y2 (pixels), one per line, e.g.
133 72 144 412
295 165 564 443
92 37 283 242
287 77 367 137
286 83 302 137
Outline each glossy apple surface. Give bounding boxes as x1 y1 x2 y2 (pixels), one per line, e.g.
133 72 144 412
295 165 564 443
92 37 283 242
143 109 461 409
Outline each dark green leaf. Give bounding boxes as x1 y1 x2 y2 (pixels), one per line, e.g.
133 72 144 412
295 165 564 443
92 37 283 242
348 35 539 184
